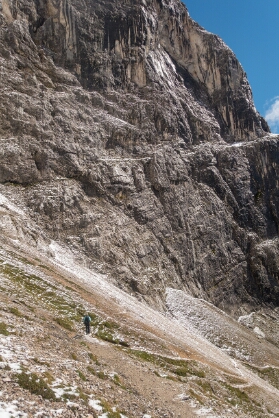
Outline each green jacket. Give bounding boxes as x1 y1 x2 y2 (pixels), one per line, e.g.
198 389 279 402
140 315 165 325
83 315 91 324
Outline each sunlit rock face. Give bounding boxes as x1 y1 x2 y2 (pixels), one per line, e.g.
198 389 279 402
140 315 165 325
0 0 278 314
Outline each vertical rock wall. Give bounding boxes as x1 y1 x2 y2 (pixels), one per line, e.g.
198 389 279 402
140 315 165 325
0 0 278 315
24 0 269 143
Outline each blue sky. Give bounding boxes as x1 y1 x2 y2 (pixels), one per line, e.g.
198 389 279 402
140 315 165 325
183 0 279 133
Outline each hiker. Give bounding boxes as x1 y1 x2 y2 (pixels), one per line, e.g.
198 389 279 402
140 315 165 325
83 313 91 334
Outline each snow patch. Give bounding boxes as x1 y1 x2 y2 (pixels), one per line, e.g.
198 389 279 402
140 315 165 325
0 336 29 372
238 312 255 326
0 401 27 417
34 409 65 417
196 407 219 417
253 326 265 339
88 399 103 411
51 379 79 399
174 393 190 401
88 398 127 417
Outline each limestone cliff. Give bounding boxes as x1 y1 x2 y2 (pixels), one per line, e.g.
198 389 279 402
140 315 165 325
0 0 278 315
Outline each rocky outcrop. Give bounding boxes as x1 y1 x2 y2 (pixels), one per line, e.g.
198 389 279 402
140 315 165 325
0 0 278 315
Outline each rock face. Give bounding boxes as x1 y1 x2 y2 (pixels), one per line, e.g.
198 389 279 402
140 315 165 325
0 0 278 314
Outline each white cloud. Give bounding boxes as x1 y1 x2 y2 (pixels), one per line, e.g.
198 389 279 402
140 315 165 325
265 97 279 133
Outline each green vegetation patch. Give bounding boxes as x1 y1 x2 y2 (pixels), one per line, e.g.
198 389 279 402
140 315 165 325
254 189 263 204
54 317 74 331
9 307 24 317
0 321 9 336
102 320 119 330
58 384 79 402
16 371 56 400
0 262 45 294
96 371 107 380
77 370 87 381
100 399 126 418
42 371 54 384
33 358 50 367
247 364 279 390
95 325 129 347
220 382 265 416
87 365 96 375
106 411 124 418
77 387 89 403
197 379 214 394
223 382 251 408
88 352 100 364
112 373 125 388
18 300 35 312
228 385 250 403
96 329 119 344
129 350 205 378
2 250 35 267
0 285 6 293
84 314 129 347
189 388 205 405
0 261 84 321
96 331 129 347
